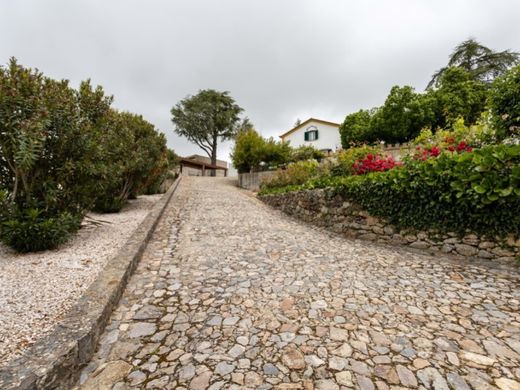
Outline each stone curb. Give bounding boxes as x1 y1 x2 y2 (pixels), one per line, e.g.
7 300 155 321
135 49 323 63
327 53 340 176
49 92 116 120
0 176 182 390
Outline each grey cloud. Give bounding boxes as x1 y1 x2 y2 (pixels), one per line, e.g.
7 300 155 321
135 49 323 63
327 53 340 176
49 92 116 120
1 0 519 161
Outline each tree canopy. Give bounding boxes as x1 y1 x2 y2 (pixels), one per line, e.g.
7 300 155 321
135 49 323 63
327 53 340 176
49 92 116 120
171 89 243 168
489 64 520 139
428 38 519 88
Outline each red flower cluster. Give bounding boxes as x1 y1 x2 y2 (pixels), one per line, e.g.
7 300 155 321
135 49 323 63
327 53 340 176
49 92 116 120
415 140 473 160
415 146 441 160
353 154 401 175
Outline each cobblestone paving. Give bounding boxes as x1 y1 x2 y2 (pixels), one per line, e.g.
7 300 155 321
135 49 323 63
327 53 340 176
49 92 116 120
78 177 520 390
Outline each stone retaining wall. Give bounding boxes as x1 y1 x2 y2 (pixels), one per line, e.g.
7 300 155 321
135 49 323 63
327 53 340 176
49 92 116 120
0 177 182 390
260 188 519 262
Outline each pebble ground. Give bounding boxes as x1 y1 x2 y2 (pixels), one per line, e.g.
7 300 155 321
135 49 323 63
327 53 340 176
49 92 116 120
78 177 520 390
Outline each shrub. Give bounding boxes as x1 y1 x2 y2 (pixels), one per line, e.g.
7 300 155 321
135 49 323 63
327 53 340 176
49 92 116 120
231 128 292 173
0 59 175 251
142 149 179 195
291 145 325 162
331 145 383 176
0 59 98 251
1 208 81 253
261 144 520 238
413 117 497 150
489 64 520 140
92 111 170 212
352 154 401 174
260 160 322 190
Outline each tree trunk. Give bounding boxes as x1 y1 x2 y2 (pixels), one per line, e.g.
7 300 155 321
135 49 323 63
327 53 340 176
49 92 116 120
210 134 218 177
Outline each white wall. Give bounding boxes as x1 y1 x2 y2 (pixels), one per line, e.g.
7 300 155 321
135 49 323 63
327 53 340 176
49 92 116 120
282 121 341 151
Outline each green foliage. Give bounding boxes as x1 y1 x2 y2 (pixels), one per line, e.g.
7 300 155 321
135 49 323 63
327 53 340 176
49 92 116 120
0 208 81 253
260 160 322 190
231 128 292 173
260 144 520 238
414 117 497 148
0 58 99 250
291 145 325 162
339 80 481 146
142 148 179 195
93 111 169 212
331 146 383 176
339 109 375 147
171 89 243 169
429 38 519 88
231 128 269 173
371 86 431 143
0 59 174 251
428 67 487 129
489 64 520 140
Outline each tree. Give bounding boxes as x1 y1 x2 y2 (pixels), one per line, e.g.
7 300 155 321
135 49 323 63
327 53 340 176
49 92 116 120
231 129 292 173
371 85 429 143
231 128 266 173
171 89 243 173
430 67 487 128
339 109 376 147
428 38 519 88
489 64 520 139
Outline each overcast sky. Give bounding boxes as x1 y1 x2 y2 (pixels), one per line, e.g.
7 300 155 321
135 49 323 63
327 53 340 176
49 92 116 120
1 0 519 161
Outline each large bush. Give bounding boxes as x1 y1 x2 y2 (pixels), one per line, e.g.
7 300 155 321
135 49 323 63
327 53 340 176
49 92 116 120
261 144 520 238
231 128 297 173
93 111 169 212
331 145 383 176
260 160 323 190
0 59 98 251
489 64 520 140
0 59 174 251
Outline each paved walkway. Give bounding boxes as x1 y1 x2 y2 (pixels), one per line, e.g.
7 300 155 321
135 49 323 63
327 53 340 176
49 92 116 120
79 177 520 390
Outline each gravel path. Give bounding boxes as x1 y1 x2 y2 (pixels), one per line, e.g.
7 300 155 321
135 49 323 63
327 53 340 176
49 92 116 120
79 177 520 390
0 194 162 366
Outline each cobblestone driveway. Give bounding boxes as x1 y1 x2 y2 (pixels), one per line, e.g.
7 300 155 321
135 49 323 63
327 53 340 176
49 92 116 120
79 177 520 390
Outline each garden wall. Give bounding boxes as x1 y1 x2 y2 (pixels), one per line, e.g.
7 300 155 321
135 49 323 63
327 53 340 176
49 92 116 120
238 171 276 191
260 188 519 262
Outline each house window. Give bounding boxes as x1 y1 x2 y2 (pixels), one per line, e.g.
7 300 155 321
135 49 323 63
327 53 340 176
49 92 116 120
304 126 319 141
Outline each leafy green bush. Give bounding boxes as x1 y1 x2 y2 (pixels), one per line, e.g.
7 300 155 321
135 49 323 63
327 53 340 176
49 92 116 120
231 128 292 173
0 59 176 251
291 145 325 162
0 59 99 251
1 208 81 253
92 111 169 212
261 144 520 237
413 117 497 149
489 64 520 140
142 149 179 195
260 160 322 190
331 145 383 176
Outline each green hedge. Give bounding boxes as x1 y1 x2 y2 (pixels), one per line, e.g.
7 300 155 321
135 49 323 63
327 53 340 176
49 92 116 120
260 144 520 237
0 59 175 252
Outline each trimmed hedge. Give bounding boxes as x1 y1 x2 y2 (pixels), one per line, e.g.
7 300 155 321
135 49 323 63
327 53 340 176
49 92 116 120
259 144 520 238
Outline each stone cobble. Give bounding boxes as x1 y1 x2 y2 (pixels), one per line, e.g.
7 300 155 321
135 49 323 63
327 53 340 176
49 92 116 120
78 177 520 390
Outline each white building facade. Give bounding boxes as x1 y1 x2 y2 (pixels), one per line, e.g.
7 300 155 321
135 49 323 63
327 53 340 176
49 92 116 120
279 118 341 152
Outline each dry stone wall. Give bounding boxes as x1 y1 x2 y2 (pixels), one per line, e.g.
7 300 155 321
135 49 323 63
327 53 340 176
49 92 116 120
259 188 519 262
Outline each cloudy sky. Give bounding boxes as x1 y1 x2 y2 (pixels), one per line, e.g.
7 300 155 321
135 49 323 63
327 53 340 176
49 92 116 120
1 0 519 161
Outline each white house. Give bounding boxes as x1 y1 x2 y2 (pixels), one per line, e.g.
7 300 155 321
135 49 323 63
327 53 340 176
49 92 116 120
279 118 341 152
